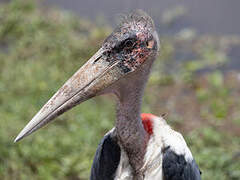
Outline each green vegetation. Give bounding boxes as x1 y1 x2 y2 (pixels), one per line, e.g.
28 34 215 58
0 1 240 179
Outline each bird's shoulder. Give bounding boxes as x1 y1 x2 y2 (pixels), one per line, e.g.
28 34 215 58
147 115 201 180
90 128 121 180
162 145 201 180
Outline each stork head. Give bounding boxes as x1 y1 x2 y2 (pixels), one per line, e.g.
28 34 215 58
102 10 159 74
14 10 160 142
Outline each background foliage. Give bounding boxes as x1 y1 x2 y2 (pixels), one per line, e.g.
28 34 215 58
0 1 240 179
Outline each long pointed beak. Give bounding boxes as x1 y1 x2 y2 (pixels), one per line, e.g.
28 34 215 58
14 48 123 142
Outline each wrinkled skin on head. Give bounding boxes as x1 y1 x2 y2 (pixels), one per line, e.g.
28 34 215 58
101 10 159 74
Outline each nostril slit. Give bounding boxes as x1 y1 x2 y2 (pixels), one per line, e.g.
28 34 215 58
93 55 102 64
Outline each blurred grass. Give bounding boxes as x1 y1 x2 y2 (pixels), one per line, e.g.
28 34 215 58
0 1 240 179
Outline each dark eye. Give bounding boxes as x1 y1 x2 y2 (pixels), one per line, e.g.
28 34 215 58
124 39 134 48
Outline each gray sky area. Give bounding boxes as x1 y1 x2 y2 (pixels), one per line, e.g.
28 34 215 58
41 0 240 35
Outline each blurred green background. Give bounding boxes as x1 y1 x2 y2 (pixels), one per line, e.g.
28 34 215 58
0 1 240 179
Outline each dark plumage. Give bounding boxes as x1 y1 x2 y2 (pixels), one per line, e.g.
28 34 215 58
91 131 120 180
163 147 201 180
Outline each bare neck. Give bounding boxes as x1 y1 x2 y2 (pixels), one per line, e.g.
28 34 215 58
115 62 152 173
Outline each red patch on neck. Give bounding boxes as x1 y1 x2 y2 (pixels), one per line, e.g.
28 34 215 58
141 113 156 135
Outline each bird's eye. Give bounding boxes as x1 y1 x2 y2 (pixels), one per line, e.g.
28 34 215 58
147 40 155 49
124 39 134 48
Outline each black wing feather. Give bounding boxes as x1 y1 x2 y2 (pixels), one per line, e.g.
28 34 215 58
163 147 201 180
90 131 121 180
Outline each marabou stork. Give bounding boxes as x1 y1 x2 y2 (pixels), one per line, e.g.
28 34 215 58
15 10 201 180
